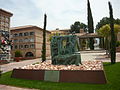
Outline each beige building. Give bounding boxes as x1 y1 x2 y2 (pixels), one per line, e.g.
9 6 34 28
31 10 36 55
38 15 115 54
10 25 51 59
0 8 13 31
51 28 85 35
51 29 70 35
117 32 120 41
0 9 13 56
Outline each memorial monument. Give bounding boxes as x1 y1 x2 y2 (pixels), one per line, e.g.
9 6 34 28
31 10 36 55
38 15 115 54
51 35 81 65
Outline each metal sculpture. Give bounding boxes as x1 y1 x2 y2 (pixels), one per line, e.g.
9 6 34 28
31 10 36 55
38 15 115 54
51 35 81 65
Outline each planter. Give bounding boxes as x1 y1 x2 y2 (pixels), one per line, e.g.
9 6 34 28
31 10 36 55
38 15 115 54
11 69 107 84
0 60 9 64
21 57 35 60
14 57 22 62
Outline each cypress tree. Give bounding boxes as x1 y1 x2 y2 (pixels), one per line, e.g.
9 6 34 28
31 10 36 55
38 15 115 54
87 0 94 50
108 2 116 64
41 14 47 62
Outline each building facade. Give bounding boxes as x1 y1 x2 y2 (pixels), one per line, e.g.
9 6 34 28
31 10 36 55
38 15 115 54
10 25 51 59
0 9 13 31
51 29 85 35
117 32 120 41
51 29 70 35
0 9 13 60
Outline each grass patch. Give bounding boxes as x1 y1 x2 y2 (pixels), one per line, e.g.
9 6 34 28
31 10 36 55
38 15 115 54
0 63 120 90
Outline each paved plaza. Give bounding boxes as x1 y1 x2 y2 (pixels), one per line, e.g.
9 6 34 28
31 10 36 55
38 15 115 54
81 50 120 62
1 58 40 73
0 50 120 90
1 50 120 73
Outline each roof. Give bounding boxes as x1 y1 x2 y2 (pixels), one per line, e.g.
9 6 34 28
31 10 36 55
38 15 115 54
10 25 37 30
75 33 103 38
10 25 51 33
51 29 70 31
51 29 70 33
59 29 70 31
0 8 13 16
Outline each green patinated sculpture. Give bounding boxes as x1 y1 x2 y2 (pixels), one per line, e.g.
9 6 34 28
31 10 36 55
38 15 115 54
51 35 81 65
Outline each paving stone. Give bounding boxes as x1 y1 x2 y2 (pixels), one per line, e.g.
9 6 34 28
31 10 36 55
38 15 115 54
0 84 38 90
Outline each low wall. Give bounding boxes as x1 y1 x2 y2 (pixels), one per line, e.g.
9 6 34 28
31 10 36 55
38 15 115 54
11 69 107 84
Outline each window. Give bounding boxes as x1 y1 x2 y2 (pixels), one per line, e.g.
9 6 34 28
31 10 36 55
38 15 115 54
29 38 34 42
5 28 9 31
14 45 18 49
24 45 29 48
1 16 4 20
1 21 4 25
24 38 29 42
30 44 35 48
19 45 23 49
1 26 4 30
24 32 29 36
10 34 13 38
30 32 34 35
5 23 9 27
5 17 9 22
14 33 18 37
19 39 23 42
19 33 23 36
14 39 18 43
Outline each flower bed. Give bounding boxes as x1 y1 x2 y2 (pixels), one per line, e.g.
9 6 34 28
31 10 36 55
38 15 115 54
0 60 9 65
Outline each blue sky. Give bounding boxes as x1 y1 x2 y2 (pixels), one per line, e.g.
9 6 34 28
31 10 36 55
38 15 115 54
0 0 120 30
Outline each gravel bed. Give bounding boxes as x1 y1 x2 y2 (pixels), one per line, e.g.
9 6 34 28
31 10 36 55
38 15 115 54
16 60 103 70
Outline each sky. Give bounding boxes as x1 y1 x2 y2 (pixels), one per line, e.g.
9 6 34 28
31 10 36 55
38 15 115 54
0 0 120 30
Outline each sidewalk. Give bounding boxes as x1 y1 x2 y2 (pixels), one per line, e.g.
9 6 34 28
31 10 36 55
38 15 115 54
80 50 120 62
1 58 40 73
0 84 38 90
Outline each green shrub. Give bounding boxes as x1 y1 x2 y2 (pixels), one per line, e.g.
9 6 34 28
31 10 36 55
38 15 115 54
15 50 22 57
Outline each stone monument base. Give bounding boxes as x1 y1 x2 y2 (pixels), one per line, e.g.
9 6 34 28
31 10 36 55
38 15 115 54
11 69 107 84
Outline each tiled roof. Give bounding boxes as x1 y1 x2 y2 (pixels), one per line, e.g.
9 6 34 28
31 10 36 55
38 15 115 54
10 25 51 33
75 33 103 38
10 25 36 30
51 29 70 32
0 8 13 16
